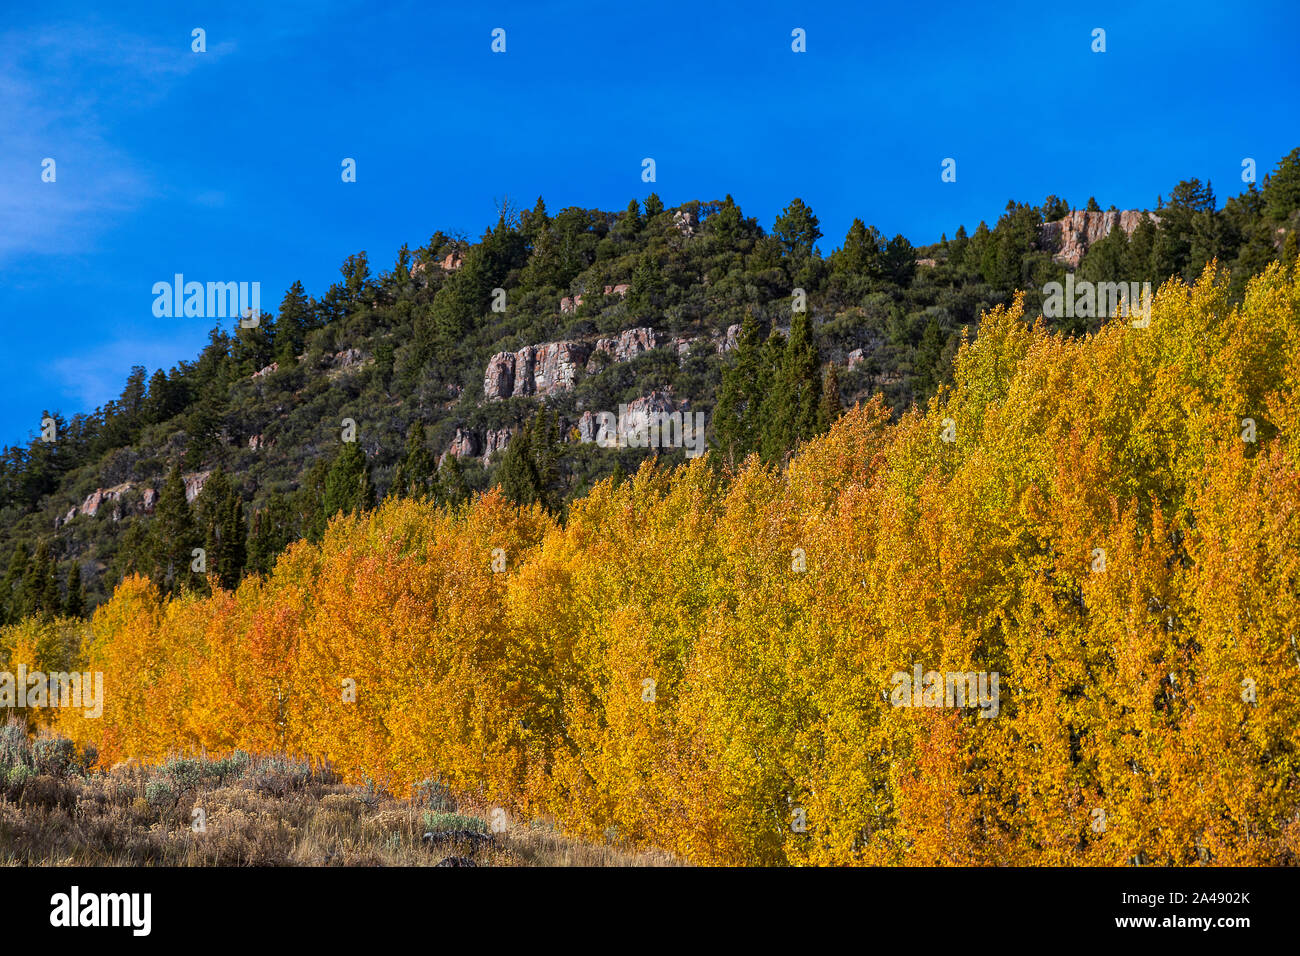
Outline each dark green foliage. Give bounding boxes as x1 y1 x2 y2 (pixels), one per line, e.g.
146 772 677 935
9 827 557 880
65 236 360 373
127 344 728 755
194 470 247 591
149 465 200 597
0 148 1297 617
759 312 823 464
392 423 437 500
321 443 375 529
247 492 295 576
63 563 84 618
497 408 563 512
23 540 61 619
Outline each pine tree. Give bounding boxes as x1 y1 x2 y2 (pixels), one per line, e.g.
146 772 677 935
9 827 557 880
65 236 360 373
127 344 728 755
498 418 540 508
196 470 248 591
760 312 822 463
274 280 312 366
2 543 30 625
23 540 60 618
436 452 470 508
712 309 769 464
818 364 843 430
63 562 84 617
773 198 823 258
321 443 374 528
151 464 200 596
247 492 295 575
299 458 331 544
393 423 436 499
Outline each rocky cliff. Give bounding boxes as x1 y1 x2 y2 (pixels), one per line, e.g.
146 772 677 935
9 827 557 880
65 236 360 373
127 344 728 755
1039 209 1159 268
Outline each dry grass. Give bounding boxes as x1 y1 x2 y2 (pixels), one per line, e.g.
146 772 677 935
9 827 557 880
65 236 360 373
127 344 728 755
0 720 680 867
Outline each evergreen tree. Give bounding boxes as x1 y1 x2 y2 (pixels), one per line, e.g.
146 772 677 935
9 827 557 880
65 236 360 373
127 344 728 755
498 419 540 508
392 423 436 499
150 464 200 597
23 540 60 618
195 470 247 591
833 219 886 278
497 408 563 512
818 364 843 430
274 280 312 365
712 309 769 464
773 198 823 258
63 562 84 617
643 193 664 218
247 491 295 576
760 312 822 463
2 543 30 624
1264 147 1300 223
629 253 665 313
436 452 470 508
299 458 331 544
321 443 375 528
143 368 179 425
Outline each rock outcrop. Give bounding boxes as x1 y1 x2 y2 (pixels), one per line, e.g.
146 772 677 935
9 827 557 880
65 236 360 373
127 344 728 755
251 362 278 379
484 341 591 400
587 328 656 371
69 479 163 525
603 283 631 297
578 390 695 448
1039 210 1159 268
483 427 512 464
672 209 696 237
483 352 517 400
719 324 742 353
446 427 481 459
183 471 211 504
332 348 365 370
80 483 133 519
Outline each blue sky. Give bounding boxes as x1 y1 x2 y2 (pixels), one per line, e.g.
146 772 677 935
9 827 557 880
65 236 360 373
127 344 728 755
2 0 1297 447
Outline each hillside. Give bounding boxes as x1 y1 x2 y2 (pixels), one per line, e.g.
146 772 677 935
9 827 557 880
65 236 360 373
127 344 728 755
1 149 1298 615
12 250 1300 865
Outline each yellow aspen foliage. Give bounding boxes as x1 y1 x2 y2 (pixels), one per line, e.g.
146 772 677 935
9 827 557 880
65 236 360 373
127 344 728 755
39 260 1300 865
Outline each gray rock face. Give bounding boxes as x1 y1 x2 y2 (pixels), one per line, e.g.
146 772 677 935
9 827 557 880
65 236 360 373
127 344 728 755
533 341 589 395
485 328 680 402
183 471 211 504
587 327 656 372
483 351 516 400
333 348 364 369
1039 209 1159 268
447 427 481 458
483 427 512 464
719 324 742 353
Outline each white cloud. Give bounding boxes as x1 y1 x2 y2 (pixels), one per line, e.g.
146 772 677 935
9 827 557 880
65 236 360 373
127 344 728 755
0 20 235 261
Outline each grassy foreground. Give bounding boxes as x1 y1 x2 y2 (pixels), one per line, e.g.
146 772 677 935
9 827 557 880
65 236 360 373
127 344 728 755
0 720 678 867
